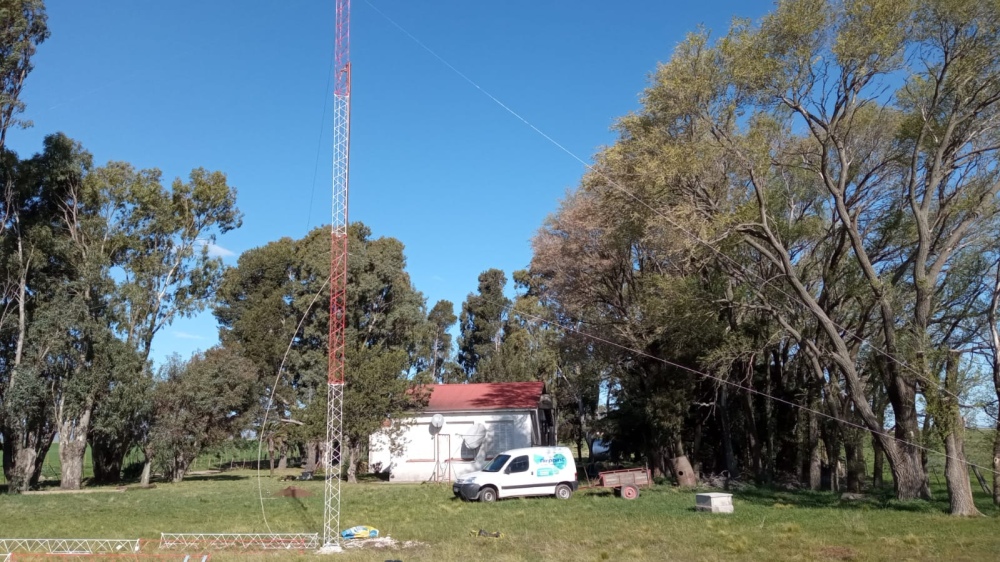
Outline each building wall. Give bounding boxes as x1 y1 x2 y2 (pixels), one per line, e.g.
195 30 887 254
369 410 537 482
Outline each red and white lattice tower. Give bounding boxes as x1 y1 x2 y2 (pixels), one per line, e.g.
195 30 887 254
323 0 350 551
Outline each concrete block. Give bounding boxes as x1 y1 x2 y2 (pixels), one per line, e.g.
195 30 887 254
696 492 734 513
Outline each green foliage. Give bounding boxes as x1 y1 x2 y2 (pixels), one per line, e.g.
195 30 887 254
413 299 458 384
0 0 47 147
148 348 258 482
457 269 510 380
215 222 427 473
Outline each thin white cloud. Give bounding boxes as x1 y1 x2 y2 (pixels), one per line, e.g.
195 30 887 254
195 239 236 258
206 243 236 258
172 331 206 340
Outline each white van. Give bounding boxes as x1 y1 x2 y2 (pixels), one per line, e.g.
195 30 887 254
453 446 578 502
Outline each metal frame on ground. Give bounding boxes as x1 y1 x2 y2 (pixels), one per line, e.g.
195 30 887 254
0 539 140 555
159 534 319 551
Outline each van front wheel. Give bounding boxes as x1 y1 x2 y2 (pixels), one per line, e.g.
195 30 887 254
555 484 573 500
479 487 497 503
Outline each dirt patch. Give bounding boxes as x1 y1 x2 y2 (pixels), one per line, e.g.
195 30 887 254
25 486 127 495
276 486 313 498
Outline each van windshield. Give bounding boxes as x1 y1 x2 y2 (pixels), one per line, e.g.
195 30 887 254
483 454 510 472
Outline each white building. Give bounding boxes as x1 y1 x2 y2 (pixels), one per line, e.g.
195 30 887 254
368 382 555 482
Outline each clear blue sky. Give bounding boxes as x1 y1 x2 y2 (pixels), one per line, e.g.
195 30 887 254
8 0 774 366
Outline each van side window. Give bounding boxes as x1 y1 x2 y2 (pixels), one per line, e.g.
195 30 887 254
508 455 529 473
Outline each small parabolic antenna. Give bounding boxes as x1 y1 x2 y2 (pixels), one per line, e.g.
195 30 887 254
464 423 487 449
431 414 445 428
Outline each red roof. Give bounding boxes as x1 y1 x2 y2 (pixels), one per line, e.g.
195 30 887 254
420 382 545 412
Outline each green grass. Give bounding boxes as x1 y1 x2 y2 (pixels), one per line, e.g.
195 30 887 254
1 469 999 561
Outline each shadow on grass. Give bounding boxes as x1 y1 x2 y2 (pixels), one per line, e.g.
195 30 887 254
181 473 250 482
356 472 390 483
731 485 948 513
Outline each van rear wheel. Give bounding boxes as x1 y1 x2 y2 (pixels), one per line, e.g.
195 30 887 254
479 487 497 502
555 484 573 500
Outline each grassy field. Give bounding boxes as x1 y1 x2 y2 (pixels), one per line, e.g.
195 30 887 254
1 431 997 560
1 467 999 561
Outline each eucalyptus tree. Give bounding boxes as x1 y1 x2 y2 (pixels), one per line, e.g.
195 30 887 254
0 134 81 491
148 348 258 483
531 183 726 485
413 299 458 383
457 268 509 380
585 0 1000 510
215 223 426 482
89 164 242 483
0 0 47 152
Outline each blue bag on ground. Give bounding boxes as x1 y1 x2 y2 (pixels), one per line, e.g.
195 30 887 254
341 525 379 539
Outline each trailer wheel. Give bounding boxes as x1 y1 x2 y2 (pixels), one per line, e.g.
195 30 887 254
555 484 573 500
479 487 498 503
621 485 639 500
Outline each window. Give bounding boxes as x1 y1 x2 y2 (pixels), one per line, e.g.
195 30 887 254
484 421 516 459
507 455 529 474
483 454 510 473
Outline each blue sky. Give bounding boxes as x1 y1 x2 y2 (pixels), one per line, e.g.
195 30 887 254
8 0 775 366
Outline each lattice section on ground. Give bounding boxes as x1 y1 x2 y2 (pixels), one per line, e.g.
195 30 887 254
159 534 319 551
8 553 207 561
0 540 141 555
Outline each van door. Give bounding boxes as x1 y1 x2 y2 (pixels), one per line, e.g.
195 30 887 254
498 454 533 498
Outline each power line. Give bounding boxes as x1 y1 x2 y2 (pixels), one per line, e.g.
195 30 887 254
255 275 331 533
362 0 994 422
359 3 998 482
492 294 1000 478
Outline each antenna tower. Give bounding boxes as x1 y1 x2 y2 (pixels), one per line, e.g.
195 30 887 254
323 0 350 551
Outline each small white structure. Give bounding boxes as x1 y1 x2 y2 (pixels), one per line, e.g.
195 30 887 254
696 492 734 513
369 382 554 483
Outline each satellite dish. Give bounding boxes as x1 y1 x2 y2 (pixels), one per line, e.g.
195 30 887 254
464 423 487 449
431 414 445 428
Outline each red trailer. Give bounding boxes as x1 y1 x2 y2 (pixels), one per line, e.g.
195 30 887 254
591 467 653 500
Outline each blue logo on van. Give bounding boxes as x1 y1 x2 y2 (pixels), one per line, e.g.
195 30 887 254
532 453 568 470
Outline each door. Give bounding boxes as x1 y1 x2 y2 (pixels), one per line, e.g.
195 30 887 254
497 454 532 498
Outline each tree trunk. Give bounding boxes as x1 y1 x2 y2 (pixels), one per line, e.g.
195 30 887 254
938 351 980 516
885 403 931 500
843 430 865 494
9 446 39 493
303 441 318 473
58 438 87 490
4 426 53 493
886 447 928 500
267 437 275 477
90 437 126 484
1 432 12 484
172 454 189 483
993 419 1000 507
277 453 287 471
58 405 93 490
990 262 1000 507
140 445 154 486
803 399 821 490
347 441 360 483
872 435 885 489
720 387 738 478
744 393 763 482
944 428 980 516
